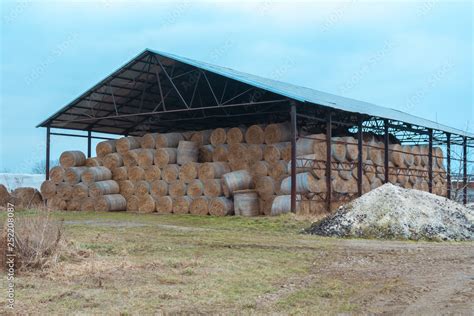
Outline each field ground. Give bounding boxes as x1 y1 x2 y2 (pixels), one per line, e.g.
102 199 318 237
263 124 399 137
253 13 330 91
0 211 473 315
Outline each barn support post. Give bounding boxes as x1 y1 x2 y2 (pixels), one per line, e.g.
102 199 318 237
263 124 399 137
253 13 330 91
463 136 467 205
46 126 51 180
357 116 363 196
428 129 433 193
383 119 389 183
87 130 92 158
326 112 332 212
446 133 451 199
290 103 297 213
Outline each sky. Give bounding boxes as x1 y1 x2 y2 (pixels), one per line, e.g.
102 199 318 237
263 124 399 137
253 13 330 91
0 0 472 173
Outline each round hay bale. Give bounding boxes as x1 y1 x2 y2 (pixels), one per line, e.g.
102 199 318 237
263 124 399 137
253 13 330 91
229 160 249 172
154 148 177 167
187 179 204 197
376 166 386 182
11 187 43 209
370 177 383 190
362 175 371 194
56 183 73 200
150 180 168 198
203 179 222 197
296 136 316 156
85 157 103 167
141 133 159 149
388 169 397 183
434 147 444 168
169 181 187 197
331 137 347 163
64 166 89 185
126 195 139 212
156 133 184 148
72 182 89 200
247 144 265 163
122 149 141 167
182 131 195 141
389 144 404 167
250 161 270 178
228 143 248 164
118 180 135 198
210 128 227 146
138 194 155 213
60 150 86 168
221 170 253 197
155 196 173 213
116 136 141 154
271 195 300 216
403 181 413 189
245 125 265 144
96 140 116 158
234 189 259 216
96 194 126 212
81 198 95 211
40 180 56 199
89 180 120 197
344 136 358 161
419 145 429 167
112 166 128 181
212 144 228 162
103 153 123 170
397 173 408 186
337 163 353 180
312 134 328 161
198 145 214 162
289 155 324 178
47 196 67 210
402 145 414 167
259 196 276 216
411 145 421 166
128 166 145 181
137 149 155 167
264 123 291 144
179 162 199 183
280 144 291 162
263 142 289 163
268 160 288 180
280 172 320 194
209 197 233 216
190 196 210 215
198 162 230 180
190 130 212 146
255 176 276 199
173 196 193 214
135 180 151 196
227 127 246 144
368 141 384 166
50 166 65 184
144 165 161 182
363 160 376 182
177 141 198 165
162 164 180 183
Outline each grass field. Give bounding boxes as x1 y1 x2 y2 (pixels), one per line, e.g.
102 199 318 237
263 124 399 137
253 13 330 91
1 211 472 314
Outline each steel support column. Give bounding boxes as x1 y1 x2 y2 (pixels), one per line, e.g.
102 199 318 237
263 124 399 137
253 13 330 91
326 112 332 212
446 133 451 199
384 119 389 183
428 129 433 193
463 136 467 205
290 103 297 213
87 130 92 158
357 116 363 196
46 126 51 180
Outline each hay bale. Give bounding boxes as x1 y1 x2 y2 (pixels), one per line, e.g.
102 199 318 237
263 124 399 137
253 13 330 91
56 183 73 200
363 160 376 182
229 160 249 172
64 166 89 185
126 196 139 212
72 183 89 200
280 144 291 162
12 187 43 209
156 196 173 213
255 176 276 199
135 180 151 196
247 144 265 163
370 177 383 190
89 180 120 197
96 140 116 157
259 196 276 216
389 144 404 167
271 195 300 216
250 161 270 178
85 157 103 167
208 197 233 216
419 145 430 167
137 149 155 167
190 130 212 146
368 141 384 166
227 127 246 144
112 166 128 181
190 196 210 215
210 128 227 146
187 179 204 197
162 164 180 183
344 136 358 161
221 170 252 197
177 141 199 165
264 122 291 144
141 133 159 149
122 149 141 167
169 181 187 197
47 196 67 210
203 179 222 197
228 143 249 164
40 181 56 199
96 194 126 212
144 165 161 182
81 166 112 184
212 144 228 162
182 131 195 141
245 124 265 144
296 137 316 156
234 190 259 216
198 145 214 162
116 136 141 154
154 148 177 167
179 162 199 183
172 196 193 214
412 145 421 166
434 147 444 168
156 133 184 148
138 194 155 213
50 166 65 184
81 197 95 211
103 152 123 170
337 163 353 180
331 137 347 163
128 166 145 181
150 180 168 198
198 162 230 180
312 134 328 161
263 142 290 163
280 172 320 194
60 150 86 168
118 180 135 198
268 160 288 180
402 145 414 167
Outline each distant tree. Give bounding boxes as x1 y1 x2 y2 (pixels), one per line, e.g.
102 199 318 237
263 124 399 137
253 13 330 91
31 159 59 174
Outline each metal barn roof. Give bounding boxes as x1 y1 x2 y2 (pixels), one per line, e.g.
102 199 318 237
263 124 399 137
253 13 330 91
38 48 473 138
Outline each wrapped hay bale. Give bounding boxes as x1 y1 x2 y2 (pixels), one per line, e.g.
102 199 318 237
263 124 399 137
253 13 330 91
64 166 89 185
85 157 103 167
172 196 193 214
331 137 347 163
221 170 253 197
162 164 180 183
112 166 128 181
255 176 276 199
179 162 199 183
198 162 230 180
263 142 290 163
11 187 43 209
209 197 233 216
72 183 89 200
40 180 56 199
118 180 135 198
280 172 320 194
150 180 168 198
128 166 145 181
264 122 291 144
144 165 161 182
126 195 139 212
138 194 155 213
89 180 120 197
247 144 265 163
296 136 316 156
156 133 184 148
234 189 259 216
60 150 86 168
203 179 222 197
137 149 155 167
187 179 204 197
271 195 300 216
141 133 159 149
81 166 112 184
190 196 210 215
177 141 198 165
81 197 95 211
344 136 359 161
50 166 65 184
226 127 246 144
156 196 173 213
169 181 187 197
116 136 141 155
245 124 265 144
56 183 73 200
212 144 228 162
190 130 212 146
135 180 151 196
210 128 227 146
198 145 214 162
154 148 177 167
96 140 116 158
103 152 123 170
96 194 127 212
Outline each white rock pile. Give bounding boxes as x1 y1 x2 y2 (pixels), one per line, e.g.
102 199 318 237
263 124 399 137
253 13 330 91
306 183 473 241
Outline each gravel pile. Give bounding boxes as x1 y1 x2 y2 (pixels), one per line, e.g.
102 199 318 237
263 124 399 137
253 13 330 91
306 183 474 241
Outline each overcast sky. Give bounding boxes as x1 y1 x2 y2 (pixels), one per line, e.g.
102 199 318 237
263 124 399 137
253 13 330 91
0 0 472 173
